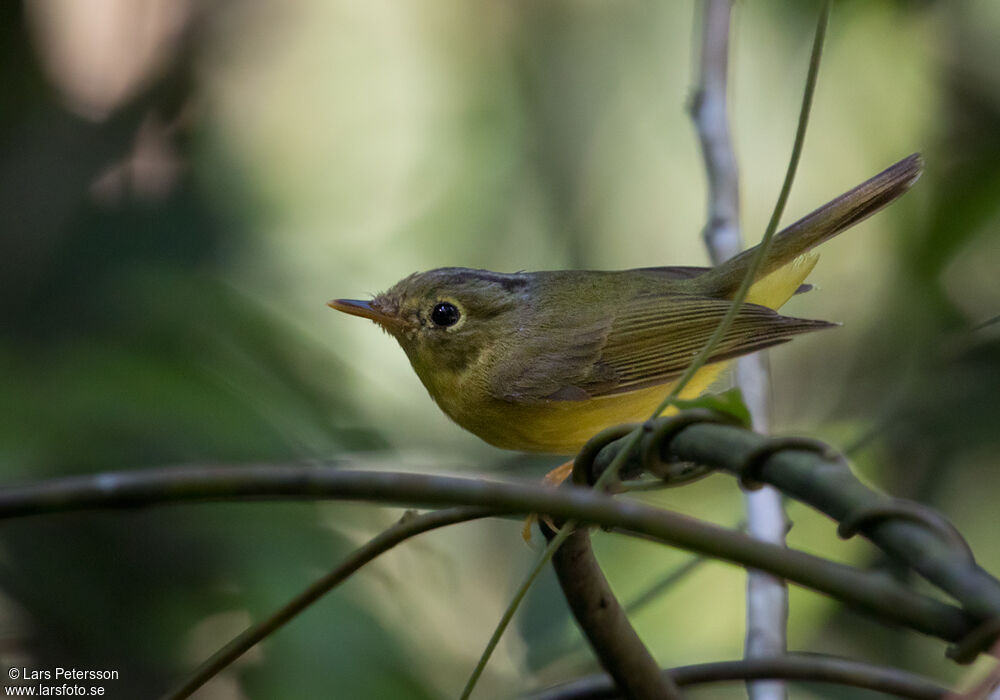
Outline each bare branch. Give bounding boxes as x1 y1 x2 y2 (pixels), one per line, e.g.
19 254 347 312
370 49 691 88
162 506 500 700
0 459 981 647
547 525 682 699
690 0 741 266
689 2 791 697
526 653 950 700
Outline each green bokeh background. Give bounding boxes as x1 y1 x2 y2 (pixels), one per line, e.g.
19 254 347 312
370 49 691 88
1 1 999 698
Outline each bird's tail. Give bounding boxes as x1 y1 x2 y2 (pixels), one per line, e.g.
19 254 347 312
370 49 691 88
698 153 924 299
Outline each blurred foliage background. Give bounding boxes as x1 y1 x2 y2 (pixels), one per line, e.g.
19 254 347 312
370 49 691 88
1 0 998 698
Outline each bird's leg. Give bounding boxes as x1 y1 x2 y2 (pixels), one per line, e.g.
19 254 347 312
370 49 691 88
543 459 575 485
521 460 575 542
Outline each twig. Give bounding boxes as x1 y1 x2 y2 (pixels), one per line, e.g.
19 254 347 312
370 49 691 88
689 2 790 698
547 525 682 699
524 653 950 700
0 462 980 645
690 4 831 699
691 0 741 267
161 506 500 700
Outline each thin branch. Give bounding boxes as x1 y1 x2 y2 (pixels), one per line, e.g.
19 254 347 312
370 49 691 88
689 1 791 698
547 526 682 699
738 370 789 699
525 653 950 700
740 0 833 686
162 506 501 700
0 462 979 645
691 0 741 267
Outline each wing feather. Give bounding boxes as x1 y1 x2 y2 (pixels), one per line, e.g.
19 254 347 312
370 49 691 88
593 295 832 395
491 292 833 404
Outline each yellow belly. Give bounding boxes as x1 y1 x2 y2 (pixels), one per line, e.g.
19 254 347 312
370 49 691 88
460 364 728 454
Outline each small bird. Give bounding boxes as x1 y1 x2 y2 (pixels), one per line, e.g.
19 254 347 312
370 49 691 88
331 155 922 459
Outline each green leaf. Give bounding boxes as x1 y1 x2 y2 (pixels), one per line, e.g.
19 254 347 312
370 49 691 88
671 387 752 428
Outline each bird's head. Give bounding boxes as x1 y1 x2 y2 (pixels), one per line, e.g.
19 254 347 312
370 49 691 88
329 268 531 378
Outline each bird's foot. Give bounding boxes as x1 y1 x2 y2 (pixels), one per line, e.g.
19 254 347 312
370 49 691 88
521 460 574 542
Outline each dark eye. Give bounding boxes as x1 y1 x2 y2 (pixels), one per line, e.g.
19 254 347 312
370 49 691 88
430 302 461 327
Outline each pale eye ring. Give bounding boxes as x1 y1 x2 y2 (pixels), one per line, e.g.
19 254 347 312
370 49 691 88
430 302 460 327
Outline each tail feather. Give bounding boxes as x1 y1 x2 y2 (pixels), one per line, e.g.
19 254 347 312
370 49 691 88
698 153 924 298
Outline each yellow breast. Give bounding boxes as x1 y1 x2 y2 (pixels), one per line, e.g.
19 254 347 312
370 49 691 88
458 363 729 454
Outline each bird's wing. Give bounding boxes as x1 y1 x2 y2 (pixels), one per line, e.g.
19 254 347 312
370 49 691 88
492 294 834 403
490 313 615 403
